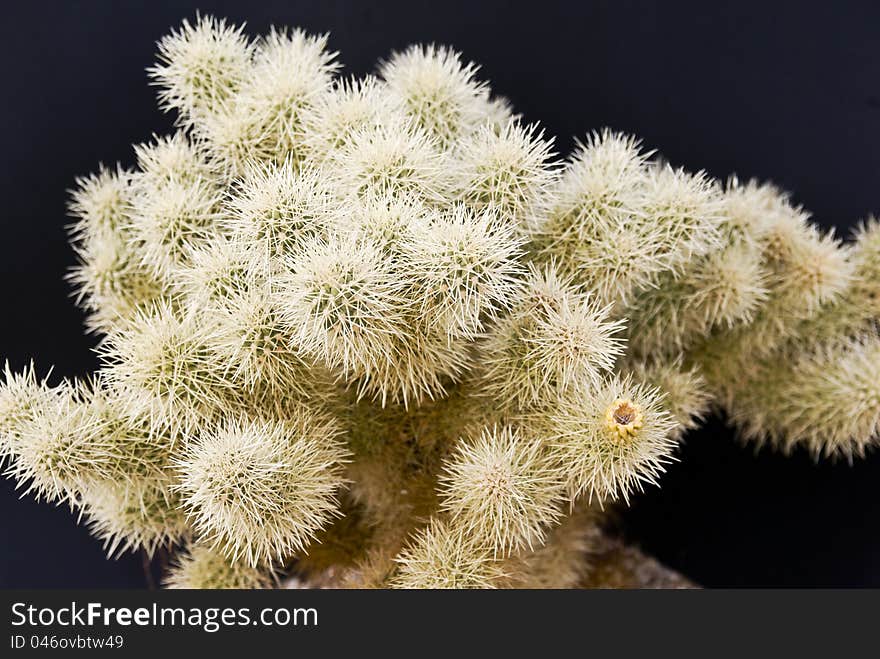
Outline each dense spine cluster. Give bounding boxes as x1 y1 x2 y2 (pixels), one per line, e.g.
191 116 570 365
2 15 878 588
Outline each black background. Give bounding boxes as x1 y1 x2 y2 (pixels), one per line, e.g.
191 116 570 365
1 0 878 588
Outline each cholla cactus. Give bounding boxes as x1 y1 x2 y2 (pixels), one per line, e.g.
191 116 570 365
2 15 878 589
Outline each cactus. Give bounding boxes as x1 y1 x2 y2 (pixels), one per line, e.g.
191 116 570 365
2 15 877 589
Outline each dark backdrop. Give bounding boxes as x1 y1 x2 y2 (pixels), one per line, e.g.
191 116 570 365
2 0 878 588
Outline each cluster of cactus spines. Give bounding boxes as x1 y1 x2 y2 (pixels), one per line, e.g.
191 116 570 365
545 375 678 505
527 132 725 310
175 414 348 565
710 215 880 459
477 264 625 411
164 544 276 589
2 15 878 589
438 425 564 555
505 506 603 589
